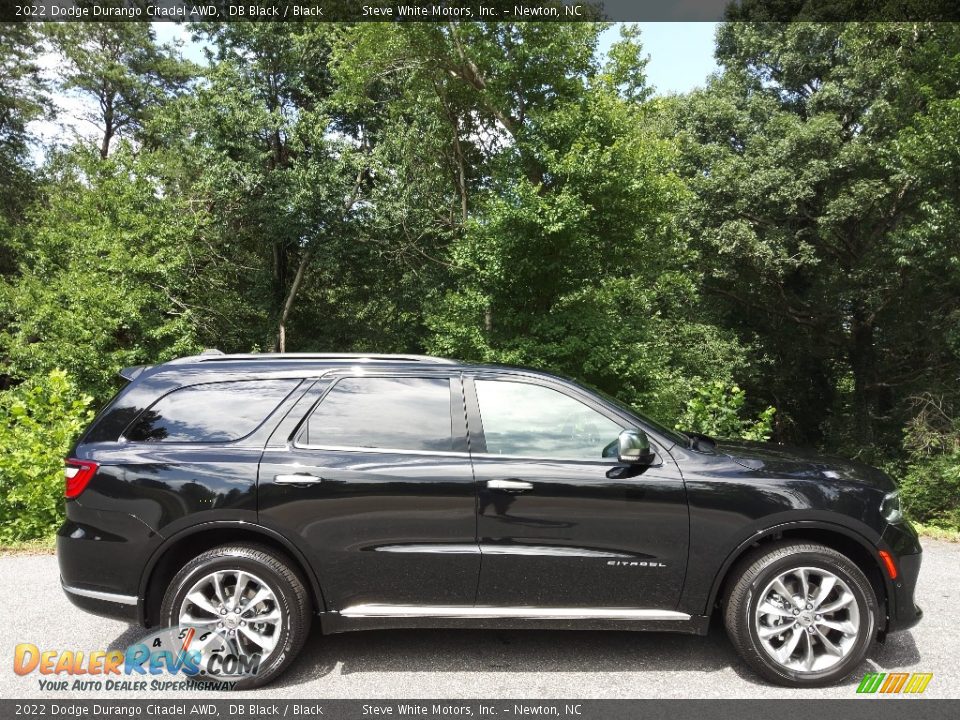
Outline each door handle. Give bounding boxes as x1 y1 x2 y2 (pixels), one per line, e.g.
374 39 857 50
487 479 533 491
274 473 324 486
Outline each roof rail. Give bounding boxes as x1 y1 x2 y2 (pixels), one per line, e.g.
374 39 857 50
118 365 152 381
170 353 456 365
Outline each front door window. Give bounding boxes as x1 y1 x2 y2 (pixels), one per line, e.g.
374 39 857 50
474 380 623 459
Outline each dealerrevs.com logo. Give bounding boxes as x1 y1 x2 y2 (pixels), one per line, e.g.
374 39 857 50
13 625 260 691
856 672 934 694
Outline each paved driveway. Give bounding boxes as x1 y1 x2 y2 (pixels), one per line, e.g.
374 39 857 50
2 539 956 699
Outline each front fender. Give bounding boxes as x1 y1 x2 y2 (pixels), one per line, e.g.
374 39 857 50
689 516 888 618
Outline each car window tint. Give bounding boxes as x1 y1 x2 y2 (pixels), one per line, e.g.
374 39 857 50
126 380 299 443
304 377 453 452
475 380 623 459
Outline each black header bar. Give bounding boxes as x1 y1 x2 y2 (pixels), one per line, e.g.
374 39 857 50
2 0 960 23
0 700 958 720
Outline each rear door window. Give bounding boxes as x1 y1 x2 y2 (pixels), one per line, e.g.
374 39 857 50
125 379 299 443
300 376 453 452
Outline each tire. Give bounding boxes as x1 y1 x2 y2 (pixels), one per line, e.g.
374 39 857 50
723 541 878 687
160 544 311 689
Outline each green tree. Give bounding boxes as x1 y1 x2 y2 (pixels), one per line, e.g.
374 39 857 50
0 24 47 277
0 147 201 398
162 23 378 353
675 22 960 453
336 23 748 420
47 21 194 158
159 22 462 355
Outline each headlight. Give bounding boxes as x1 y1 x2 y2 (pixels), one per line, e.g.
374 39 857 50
881 490 903 523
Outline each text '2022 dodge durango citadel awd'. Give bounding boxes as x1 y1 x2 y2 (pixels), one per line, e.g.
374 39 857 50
58 353 922 688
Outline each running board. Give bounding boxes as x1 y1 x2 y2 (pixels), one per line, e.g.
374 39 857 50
339 604 691 621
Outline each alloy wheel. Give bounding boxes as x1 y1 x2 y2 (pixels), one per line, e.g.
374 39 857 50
754 565 861 673
178 569 283 665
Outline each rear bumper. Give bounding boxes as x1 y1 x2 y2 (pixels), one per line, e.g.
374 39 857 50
57 512 155 625
60 578 139 623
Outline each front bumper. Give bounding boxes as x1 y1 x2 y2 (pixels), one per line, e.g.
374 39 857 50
881 521 923 633
887 550 923 632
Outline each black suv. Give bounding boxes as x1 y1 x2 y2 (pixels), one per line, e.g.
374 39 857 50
58 353 922 688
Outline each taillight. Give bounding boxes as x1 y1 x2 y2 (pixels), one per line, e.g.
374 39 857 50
64 459 99 499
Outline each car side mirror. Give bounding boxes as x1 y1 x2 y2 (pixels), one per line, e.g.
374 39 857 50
617 429 657 465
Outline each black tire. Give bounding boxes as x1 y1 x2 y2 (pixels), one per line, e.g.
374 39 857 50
723 541 878 687
160 544 311 689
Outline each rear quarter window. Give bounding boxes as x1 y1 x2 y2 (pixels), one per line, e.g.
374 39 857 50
125 379 299 443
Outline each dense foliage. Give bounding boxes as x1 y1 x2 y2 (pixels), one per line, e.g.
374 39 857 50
894 395 960 530
0 20 958 540
676 382 776 443
0 370 92 542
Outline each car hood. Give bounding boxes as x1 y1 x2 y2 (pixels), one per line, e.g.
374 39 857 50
715 439 895 492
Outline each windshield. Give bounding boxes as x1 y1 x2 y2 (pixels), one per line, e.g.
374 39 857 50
577 382 689 448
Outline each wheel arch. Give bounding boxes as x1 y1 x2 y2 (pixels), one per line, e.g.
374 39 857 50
139 521 325 627
706 521 892 631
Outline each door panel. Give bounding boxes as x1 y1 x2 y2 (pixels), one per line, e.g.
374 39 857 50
258 373 479 610
259 449 478 609
468 375 689 610
472 458 688 608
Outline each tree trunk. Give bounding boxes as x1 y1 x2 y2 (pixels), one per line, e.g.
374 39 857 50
453 130 468 224
275 248 313 353
100 98 114 159
273 166 366 352
849 306 877 445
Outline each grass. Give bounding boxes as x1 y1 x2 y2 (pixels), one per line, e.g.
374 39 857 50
913 522 960 542
0 537 56 556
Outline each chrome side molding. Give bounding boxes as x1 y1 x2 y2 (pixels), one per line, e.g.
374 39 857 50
61 582 138 606
339 604 691 621
374 543 634 558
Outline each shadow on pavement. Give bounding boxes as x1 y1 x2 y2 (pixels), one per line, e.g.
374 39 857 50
104 620 919 692
724 627 921 689
108 625 149 652
275 622 740 688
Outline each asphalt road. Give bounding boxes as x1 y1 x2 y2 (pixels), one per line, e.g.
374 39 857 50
2 539 956 699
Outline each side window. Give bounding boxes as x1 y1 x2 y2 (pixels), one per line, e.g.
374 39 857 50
301 376 453 452
475 380 623 460
125 379 299 443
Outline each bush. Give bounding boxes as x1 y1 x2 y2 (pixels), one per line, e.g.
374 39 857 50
898 395 960 531
899 454 960 531
0 370 93 543
676 381 776 441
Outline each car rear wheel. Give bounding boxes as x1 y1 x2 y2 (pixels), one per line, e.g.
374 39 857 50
160 544 311 689
723 541 878 687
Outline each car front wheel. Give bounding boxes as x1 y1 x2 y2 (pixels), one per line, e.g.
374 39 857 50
724 541 879 687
